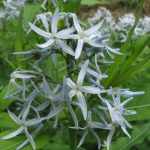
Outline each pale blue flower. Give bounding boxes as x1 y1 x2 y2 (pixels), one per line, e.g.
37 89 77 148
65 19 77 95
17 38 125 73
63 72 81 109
67 60 103 120
71 14 104 59
99 88 136 138
2 104 44 150
5 70 36 99
71 111 109 150
29 8 75 56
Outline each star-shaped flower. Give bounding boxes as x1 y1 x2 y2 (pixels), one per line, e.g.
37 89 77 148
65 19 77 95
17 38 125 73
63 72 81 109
67 60 103 120
71 111 109 150
2 103 43 150
29 8 75 56
72 14 104 59
99 88 136 138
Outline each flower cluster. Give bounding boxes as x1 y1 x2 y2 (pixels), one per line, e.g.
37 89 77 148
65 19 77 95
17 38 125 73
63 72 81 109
0 0 63 28
88 7 150 42
3 7 145 150
0 0 28 28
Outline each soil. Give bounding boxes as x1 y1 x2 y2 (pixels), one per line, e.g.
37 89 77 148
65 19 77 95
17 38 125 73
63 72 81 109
79 0 150 19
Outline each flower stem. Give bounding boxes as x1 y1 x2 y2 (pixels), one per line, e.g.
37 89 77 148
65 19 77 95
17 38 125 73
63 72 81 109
69 128 77 150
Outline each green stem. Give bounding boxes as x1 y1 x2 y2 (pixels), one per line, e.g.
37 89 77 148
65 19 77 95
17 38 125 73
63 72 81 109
66 54 77 150
69 128 77 150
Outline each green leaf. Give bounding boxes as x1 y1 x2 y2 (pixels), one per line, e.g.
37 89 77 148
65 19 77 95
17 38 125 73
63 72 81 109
23 4 41 28
15 11 25 68
113 35 150 85
59 0 81 12
109 123 150 150
81 0 108 5
104 0 145 88
0 113 18 128
126 83 150 121
0 87 14 112
43 143 85 150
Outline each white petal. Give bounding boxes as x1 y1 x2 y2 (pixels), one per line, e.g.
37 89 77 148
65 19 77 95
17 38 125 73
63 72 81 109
91 130 101 150
52 8 59 33
123 110 136 115
7 109 21 124
76 92 87 120
56 34 79 40
82 86 101 94
45 103 65 119
90 122 109 130
57 39 75 56
24 128 36 150
68 104 78 128
2 126 24 139
72 14 82 33
75 39 84 59
121 97 134 106
77 129 88 148
29 22 51 38
69 90 76 98
85 20 104 36
106 126 115 150
106 46 122 55
121 126 131 138
36 39 54 48
40 14 49 32
86 39 102 47
87 68 100 79
26 118 42 126
36 101 50 111
66 78 76 88
22 101 32 122
105 101 118 124
57 27 76 36
77 60 89 86
118 113 132 128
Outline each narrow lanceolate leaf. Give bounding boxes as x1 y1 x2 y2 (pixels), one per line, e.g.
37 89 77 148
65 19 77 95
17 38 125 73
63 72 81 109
126 84 150 121
15 11 26 68
108 123 150 150
23 4 41 28
104 0 145 88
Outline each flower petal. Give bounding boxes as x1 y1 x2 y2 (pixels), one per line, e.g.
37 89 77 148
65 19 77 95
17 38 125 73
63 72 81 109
75 39 84 59
72 14 82 33
85 20 104 36
24 128 36 150
77 129 88 148
76 92 87 120
36 39 54 48
66 78 76 88
121 126 131 138
2 126 24 139
91 129 101 150
77 60 89 86
57 27 76 36
29 22 51 38
7 109 21 124
51 8 59 33
82 86 101 94
69 89 76 98
106 126 115 150
57 39 75 56
68 104 78 128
